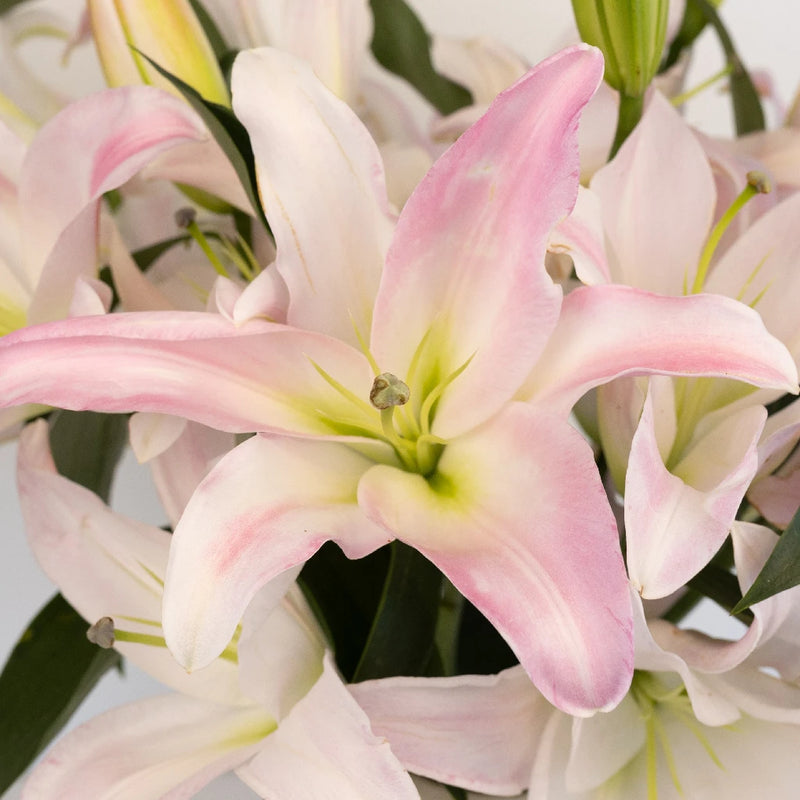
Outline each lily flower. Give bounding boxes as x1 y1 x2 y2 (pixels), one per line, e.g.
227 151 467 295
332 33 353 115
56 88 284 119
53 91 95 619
0 45 795 716
351 524 800 798
17 419 418 800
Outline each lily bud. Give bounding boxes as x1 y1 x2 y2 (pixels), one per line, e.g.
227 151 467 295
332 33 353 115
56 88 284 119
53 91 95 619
87 0 229 106
571 0 669 97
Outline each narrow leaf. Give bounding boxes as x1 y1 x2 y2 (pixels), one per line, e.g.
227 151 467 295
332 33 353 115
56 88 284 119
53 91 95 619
298 542 391 681
0 594 121 794
187 0 229 60
48 410 128 502
352 541 442 681
732 504 800 614
689 0 765 134
369 0 472 115
0 0 29 15
140 52 269 230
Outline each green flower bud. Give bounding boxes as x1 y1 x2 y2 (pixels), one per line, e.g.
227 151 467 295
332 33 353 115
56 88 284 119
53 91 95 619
88 0 229 106
571 0 670 97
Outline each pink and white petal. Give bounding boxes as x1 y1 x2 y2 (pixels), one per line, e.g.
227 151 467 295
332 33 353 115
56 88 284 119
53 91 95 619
748 467 800 529
19 86 207 321
237 653 419 800
163 434 392 671
258 0 372 103
148 420 236 528
67 276 112 317
237 583 326 721
358 402 633 716
231 47 393 345
21 694 274 800
349 667 542 796
371 45 604 440
550 186 610 285
565 694 645 792
523 285 798 416
0 311 377 437
129 412 188 463
632 593 744 725
625 390 765 599
590 91 715 294
16 419 245 704
232 265 290 325
141 137 252 212
625 394 766 599
706 192 800 357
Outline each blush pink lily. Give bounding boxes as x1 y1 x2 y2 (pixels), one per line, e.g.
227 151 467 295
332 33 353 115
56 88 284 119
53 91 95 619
17 419 418 800
0 45 794 716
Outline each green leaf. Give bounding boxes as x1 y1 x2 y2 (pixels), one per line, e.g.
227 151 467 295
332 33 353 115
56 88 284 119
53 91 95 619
48 410 129 502
188 0 229 60
352 541 442 681
298 542 391 681
732 504 800 615
139 52 270 231
0 594 121 794
688 0 765 135
456 599 518 674
369 0 472 115
662 0 720 71
0 0 29 15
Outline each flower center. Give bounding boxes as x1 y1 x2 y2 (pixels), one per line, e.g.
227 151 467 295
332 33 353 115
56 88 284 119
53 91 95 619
630 671 724 800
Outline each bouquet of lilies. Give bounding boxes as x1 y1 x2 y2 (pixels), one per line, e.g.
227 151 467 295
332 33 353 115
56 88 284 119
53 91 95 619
4 0 800 798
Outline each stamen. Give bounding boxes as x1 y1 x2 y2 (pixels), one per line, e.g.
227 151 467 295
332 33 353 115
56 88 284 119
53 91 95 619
691 171 771 294
86 617 116 648
671 65 733 108
369 373 410 409
174 207 230 278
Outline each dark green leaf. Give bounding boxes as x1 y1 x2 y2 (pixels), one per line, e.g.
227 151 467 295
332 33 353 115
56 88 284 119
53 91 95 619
352 541 442 681
662 0 713 71
732 503 800 615
456 598 518 675
139 52 270 231
0 594 121 794
688 0 765 135
369 0 472 115
299 542 391 681
188 0 229 60
48 410 129 502
0 0 29 15
687 563 753 623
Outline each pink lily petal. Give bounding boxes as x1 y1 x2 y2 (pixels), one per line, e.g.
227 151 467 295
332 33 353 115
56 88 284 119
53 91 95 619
523 285 798 416
237 653 419 800
18 85 208 323
16 419 245 705
0 311 378 436
21 693 273 800
371 45 603 440
625 388 766 598
237 584 326 721
258 0 372 103
706 192 800 357
349 667 543 795
163 434 391 671
358 402 633 716
550 185 610 285
590 91 715 294
231 47 394 345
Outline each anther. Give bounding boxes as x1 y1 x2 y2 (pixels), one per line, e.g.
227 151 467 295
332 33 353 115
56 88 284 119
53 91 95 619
87 617 116 648
174 207 197 229
746 170 772 194
370 373 410 409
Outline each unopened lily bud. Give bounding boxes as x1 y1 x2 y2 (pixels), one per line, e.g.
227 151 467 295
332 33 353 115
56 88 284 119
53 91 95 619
88 0 229 106
571 0 669 97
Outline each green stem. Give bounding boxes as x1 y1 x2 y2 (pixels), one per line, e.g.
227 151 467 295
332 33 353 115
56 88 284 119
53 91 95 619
610 92 645 160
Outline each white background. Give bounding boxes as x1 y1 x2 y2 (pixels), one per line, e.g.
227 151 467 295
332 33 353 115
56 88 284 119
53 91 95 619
1 1 797 797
